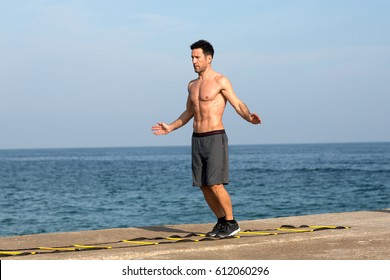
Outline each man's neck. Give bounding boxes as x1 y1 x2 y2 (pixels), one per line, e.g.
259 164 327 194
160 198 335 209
198 67 214 80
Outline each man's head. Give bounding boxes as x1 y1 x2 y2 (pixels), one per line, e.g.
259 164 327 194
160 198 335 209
190 40 214 58
190 40 214 74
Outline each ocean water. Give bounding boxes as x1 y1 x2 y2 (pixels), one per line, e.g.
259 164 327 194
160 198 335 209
0 142 389 237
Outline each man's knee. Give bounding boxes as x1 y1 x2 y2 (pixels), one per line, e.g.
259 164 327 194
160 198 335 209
207 184 225 194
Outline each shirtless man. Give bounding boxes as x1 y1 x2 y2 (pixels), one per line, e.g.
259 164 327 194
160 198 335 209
152 40 261 238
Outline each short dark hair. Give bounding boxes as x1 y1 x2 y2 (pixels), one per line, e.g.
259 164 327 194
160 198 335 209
190 40 214 58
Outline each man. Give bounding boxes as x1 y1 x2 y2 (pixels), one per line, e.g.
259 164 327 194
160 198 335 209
152 40 261 238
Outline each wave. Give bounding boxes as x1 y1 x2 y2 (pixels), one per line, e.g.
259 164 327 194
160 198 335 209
239 167 390 173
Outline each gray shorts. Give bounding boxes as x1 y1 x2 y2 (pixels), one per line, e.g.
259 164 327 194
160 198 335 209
192 130 229 187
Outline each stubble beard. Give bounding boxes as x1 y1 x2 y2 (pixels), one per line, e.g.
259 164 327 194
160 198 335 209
194 65 205 74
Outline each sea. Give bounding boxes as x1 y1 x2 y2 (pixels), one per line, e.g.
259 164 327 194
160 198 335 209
0 142 389 237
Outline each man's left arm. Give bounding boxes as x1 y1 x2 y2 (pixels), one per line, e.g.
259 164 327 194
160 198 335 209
220 77 261 125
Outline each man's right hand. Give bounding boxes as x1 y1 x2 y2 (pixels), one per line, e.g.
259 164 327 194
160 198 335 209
152 122 171 135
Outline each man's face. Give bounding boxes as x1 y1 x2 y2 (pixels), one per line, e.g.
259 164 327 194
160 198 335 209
191 48 211 73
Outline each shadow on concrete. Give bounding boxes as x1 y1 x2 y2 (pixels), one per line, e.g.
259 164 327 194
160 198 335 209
137 226 195 234
370 209 390 214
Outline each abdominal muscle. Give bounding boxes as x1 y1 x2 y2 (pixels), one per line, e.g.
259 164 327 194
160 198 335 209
192 95 226 133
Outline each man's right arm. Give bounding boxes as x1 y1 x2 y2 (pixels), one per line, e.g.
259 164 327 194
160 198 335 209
152 92 194 135
168 105 194 132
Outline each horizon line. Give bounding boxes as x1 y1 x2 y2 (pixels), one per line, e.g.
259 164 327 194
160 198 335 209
1 140 389 151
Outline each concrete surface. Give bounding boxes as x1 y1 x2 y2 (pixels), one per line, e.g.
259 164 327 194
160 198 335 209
1 209 389 260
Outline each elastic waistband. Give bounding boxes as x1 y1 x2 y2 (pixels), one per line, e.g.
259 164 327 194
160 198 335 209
192 129 226 137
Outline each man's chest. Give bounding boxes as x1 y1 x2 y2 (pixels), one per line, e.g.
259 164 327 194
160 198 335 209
191 81 222 102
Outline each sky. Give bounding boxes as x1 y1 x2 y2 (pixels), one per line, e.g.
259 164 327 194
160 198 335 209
1 0 389 149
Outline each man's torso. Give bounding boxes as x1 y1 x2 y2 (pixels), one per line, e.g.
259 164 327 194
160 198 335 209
188 72 227 133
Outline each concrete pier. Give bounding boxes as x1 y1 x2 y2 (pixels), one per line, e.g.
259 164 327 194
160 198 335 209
1 209 389 260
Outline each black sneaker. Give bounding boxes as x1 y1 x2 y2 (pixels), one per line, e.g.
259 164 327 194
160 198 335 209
216 221 240 238
206 222 224 237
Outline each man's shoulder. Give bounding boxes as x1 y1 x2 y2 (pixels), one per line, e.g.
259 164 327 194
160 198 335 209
214 73 230 85
188 78 199 89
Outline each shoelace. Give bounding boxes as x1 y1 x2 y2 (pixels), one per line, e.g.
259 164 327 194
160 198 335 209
212 223 223 231
218 223 229 231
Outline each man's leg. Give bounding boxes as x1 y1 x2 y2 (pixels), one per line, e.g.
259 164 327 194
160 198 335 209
201 184 240 238
200 184 233 220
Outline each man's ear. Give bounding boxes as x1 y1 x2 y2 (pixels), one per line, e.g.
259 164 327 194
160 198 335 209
207 55 213 64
